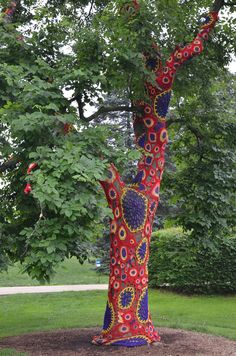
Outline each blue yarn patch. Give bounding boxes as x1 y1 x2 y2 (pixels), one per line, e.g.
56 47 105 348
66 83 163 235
137 240 147 262
133 170 144 184
103 301 114 333
118 287 135 309
154 122 165 132
111 337 148 347
137 134 146 149
121 188 147 232
137 288 149 323
154 90 171 119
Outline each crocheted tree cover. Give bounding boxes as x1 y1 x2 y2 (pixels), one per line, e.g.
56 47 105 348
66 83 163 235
92 3 219 347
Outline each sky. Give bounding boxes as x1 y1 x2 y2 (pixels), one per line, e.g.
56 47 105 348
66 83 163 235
228 56 236 73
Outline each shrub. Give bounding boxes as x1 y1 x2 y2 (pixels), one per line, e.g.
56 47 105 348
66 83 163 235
149 228 236 294
94 226 110 275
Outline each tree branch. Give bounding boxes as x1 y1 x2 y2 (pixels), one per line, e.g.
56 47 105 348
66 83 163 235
70 94 138 122
0 158 18 173
166 116 181 128
167 117 204 140
76 94 85 121
84 105 137 122
211 0 235 11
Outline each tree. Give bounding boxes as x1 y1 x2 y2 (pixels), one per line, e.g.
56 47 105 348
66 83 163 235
0 0 235 347
166 71 236 240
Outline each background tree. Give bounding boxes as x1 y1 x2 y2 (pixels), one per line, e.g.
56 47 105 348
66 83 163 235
167 70 236 238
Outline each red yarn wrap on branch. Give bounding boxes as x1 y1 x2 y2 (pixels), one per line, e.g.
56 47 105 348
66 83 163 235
24 183 32 195
3 1 18 23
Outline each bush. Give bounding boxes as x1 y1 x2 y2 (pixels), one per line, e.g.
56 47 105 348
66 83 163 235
94 226 110 275
149 228 236 294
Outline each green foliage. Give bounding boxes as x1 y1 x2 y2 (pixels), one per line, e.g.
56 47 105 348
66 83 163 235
0 124 116 281
163 72 236 244
149 228 236 294
0 0 235 282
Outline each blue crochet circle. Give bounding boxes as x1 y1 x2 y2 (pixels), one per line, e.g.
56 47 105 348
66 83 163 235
154 90 171 118
121 188 147 232
118 287 135 309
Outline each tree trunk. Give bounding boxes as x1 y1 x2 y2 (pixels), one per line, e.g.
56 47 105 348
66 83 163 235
92 166 161 346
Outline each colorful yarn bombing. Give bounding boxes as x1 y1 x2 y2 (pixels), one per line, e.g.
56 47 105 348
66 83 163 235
120 0 140 16
24 162 37 194
92 3 219 347
3 1 17 23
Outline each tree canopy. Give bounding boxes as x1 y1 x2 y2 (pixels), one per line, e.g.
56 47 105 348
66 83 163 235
0 0 235 281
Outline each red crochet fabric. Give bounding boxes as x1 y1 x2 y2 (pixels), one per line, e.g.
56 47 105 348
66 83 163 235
3 1 17 23
92 8 219 348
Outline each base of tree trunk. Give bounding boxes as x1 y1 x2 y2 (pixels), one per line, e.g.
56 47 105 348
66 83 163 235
92 328 161 347
92 285 161 346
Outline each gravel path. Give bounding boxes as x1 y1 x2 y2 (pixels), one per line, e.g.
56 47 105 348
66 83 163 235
0 284 108 295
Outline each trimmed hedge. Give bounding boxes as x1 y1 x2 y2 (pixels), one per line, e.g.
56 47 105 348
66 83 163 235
149 228 236 294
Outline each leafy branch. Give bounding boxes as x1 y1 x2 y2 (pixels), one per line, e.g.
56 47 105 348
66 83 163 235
81 105 137 122
0 158 18 173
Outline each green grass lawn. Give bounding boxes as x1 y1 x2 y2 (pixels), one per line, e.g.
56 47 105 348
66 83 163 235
0 259 108 287
0 349 27 356
0 290 235 341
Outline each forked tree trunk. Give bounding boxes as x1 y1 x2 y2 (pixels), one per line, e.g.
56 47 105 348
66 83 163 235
92 2 219 347
92 85 170 348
